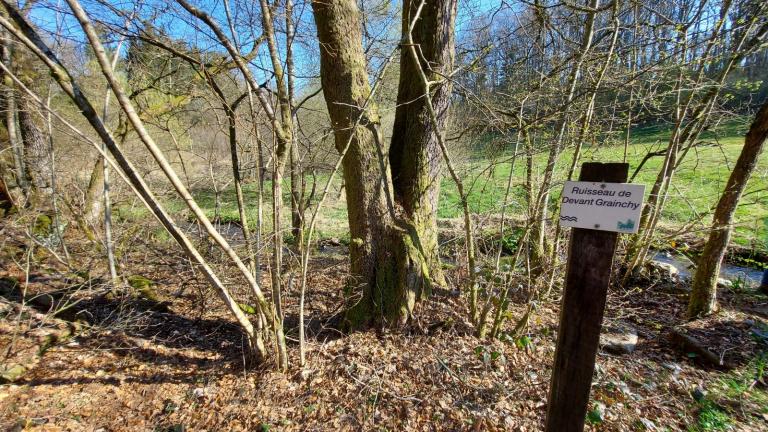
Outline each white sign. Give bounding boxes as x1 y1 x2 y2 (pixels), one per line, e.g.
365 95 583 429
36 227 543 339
559 181 645 233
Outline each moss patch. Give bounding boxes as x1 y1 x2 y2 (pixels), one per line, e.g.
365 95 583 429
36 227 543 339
0 364 26 383
31 214 52 238
238 303 257 315
127 275 159 302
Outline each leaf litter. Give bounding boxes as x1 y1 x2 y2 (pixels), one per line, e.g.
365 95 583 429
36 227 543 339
0 224 766 431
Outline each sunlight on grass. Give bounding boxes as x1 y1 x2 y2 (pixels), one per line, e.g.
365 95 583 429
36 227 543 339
138 119 767 252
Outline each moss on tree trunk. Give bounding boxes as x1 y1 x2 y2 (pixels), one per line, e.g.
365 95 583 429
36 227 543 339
388 0 457 289
312 0 432 328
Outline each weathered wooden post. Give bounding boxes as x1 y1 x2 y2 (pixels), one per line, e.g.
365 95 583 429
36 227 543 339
545 162 641 431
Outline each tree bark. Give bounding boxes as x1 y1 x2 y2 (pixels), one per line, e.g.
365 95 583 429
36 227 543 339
688 100 768 318
17 93 52 199
312 0 430 328
0 26 25 196
82 157 104 224
389 0 457 288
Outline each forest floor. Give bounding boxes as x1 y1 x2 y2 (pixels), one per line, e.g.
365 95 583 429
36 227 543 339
1 220 767 431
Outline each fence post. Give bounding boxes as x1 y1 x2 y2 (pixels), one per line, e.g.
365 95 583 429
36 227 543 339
545 162 629 432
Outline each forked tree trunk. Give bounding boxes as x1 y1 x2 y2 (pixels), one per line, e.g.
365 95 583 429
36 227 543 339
688 100 768 318
312 0 431 328
389 0 457 288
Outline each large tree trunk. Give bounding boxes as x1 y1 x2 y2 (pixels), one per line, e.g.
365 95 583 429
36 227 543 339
312 0 430 328
688 100 768 318
17 94 52 199
389 0 457 288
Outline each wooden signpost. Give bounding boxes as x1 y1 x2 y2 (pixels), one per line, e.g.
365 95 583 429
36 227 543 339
545 162 637 432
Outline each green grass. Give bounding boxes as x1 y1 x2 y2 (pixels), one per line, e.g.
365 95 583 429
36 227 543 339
437 117 768 250
688 399 732 431
119 118 768 252
687 352 768 431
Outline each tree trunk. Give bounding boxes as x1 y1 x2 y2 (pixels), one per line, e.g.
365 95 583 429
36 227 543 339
1 28 25 196
271 130 285 321
389 0 457 288
255 0 293 324
312 0 430 328
227 106 256 274
688 100 768 318
17 94 52 199
286 0 304 248
203 71 258 277
82 157 104 224
290 140 303 246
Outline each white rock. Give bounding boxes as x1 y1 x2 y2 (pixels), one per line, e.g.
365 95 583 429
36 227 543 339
648 261 679 280
600 322 639 355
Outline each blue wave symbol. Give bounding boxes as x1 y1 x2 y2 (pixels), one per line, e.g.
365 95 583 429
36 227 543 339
560 215 577 222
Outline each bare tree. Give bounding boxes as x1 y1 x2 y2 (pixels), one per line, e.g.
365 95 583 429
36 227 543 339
0 0 290 368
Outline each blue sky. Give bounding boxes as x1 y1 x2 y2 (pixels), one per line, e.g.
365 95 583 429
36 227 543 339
26 0 503 95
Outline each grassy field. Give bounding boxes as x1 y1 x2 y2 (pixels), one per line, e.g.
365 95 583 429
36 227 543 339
438 118 768 250
124 118 768 252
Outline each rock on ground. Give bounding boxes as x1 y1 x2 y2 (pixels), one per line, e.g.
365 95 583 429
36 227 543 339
600 321 639 355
